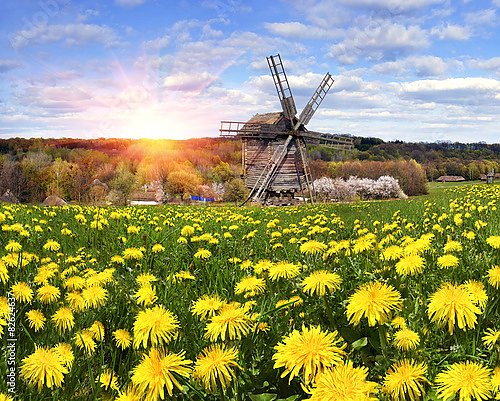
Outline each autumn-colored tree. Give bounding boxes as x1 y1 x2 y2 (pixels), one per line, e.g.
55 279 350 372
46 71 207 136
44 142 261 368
166 168 202 201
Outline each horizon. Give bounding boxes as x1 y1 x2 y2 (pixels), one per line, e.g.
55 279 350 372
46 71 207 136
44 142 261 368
0 0 499 143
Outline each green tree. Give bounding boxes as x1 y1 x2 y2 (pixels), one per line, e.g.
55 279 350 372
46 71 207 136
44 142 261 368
223 178 248 203
108 163 136 205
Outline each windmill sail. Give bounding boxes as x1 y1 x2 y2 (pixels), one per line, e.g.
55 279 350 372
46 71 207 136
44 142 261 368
267 54 297 121
295 73 334 129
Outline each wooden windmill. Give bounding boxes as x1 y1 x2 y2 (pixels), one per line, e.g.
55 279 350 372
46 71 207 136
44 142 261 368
220 54 354 205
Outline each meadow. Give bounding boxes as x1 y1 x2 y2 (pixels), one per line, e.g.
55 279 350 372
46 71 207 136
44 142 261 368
0 183 499 401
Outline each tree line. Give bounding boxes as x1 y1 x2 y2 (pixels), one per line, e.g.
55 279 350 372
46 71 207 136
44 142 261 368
0 137 497 204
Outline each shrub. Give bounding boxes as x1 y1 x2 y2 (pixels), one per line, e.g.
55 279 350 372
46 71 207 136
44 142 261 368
313 175 406 201
330 159 427 196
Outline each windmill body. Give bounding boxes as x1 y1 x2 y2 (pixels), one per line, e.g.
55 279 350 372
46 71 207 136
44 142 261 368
220 54 354 205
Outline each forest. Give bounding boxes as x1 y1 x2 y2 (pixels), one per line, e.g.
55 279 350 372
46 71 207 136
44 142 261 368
0 137 498 204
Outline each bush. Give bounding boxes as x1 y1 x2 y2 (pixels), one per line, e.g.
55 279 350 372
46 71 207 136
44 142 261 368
313 175 406 201
330 159 427 196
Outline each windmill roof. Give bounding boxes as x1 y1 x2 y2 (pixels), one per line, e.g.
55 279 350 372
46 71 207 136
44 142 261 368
246 112 283 125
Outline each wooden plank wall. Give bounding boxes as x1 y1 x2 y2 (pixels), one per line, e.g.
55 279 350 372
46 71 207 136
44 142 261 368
244 138 306 192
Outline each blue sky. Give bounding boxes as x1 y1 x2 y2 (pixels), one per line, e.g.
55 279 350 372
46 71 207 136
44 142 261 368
0 0 499 142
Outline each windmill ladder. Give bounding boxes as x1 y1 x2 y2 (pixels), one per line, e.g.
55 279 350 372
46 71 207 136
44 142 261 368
296 137 315 203
241 135 293 205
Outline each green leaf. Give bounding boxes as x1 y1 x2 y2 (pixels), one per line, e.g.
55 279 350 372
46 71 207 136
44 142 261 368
351 337 368 350
277 395 301 401
249 393 278 401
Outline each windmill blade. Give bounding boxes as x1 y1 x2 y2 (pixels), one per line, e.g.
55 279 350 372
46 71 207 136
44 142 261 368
267 54 297 121
294 73 334 130
301 130 355 150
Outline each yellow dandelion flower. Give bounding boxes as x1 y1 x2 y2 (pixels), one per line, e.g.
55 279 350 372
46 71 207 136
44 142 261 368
5 240 22 252
52 343 74 369
444 240 463 253
66 292 85 311
0 393 14 401
151 243 165 253
26 310 45 331
437 254 460 268
205 305 253 342
427 282 481 334
73 330 97 355
191 294 226 320
89 321 105 341
115 385 141 401
393 328 420 351
82 285 108 308
110 255 125 264
133 305 179 349
482 328 500 350
192 344 240 394
392 316 407 329
113 329 132 349
301 270 342 296
136 273 157 285
123 247 144 260
435 361 491 401
20 346 68 391
381 245 403 261
235 276 266 298
36 284 60 304
0 262 8 284
172 270 196 283
11 282 33 303
463 280 488 310
194 248 212 259
63 276 86 291
491 367 500 398
300 240 328 255
181 225 195 236
134 284 158 306
346 281 402 326
383 359 429 401
43 239 61 252
268 261 301 281
396 254 425 276
488 265 500 289
98 369 119 391
253 259 274 274
131 348 192 400
486 235 500 249
51 307 75 333
272 325 346 385
309 361 378 401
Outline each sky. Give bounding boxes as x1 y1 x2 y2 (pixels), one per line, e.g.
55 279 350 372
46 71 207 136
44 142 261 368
0 0 499 143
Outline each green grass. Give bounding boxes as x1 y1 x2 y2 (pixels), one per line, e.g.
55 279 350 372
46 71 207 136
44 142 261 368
0 183 499 400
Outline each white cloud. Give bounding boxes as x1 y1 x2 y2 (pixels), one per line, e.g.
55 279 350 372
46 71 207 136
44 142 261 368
265 22 342 39
329 23 429 64
143 35 170 51
468 57 500 75
465 8 497 26
0 59 21 73
338 0 446 13
373 55 460 77
115 0 146 6
401 77 500 105
11 23 120 49
163 71 218 92
430 24 471 40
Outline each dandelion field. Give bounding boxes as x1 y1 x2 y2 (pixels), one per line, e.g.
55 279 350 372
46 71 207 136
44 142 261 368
1 183 499 401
